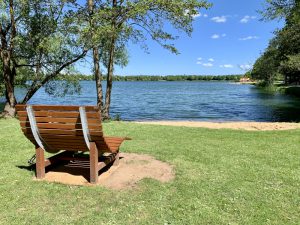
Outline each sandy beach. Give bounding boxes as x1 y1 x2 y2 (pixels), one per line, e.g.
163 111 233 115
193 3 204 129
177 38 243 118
135 121 300 131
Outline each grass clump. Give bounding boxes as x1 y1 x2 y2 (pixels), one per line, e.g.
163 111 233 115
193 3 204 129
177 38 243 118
0 119 299 224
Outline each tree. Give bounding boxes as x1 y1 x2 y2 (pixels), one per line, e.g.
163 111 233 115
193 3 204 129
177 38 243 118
84 0 129 119
260 0 296 20
251 0 300 85
86 0 104 112
0 0 87 117
18 0 88 103
89 0 211 119
0 0 19 116
280 54 300 84
251 42 280 85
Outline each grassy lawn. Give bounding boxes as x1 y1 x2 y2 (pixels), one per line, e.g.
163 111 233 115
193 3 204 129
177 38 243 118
0 118 300 224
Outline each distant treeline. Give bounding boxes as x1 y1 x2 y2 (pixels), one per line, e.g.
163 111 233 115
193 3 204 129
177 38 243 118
57 74 244 82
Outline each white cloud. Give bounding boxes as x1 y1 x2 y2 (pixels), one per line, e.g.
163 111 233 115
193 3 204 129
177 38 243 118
211 34 226 39
196 57 214 67
240 15 257 23
211 34 220 39
202 63 213 67
203 14 208 18
239 64 253 71
239 36 259 41
220 64 234 68
211 16 227 23
196 57 202 65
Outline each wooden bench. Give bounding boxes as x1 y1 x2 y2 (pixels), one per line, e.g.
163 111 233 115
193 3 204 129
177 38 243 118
16 105 129 184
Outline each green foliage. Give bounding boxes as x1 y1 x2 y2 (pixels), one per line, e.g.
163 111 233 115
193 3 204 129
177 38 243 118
19 0 85 73
127 0 211 54
251 42 281 85
113 114 121 121
15 62 35 86
280 54 300 77
0 0 87 104
260 0 296 20
244 71 252 78
251 1 300 85
99 42 129 69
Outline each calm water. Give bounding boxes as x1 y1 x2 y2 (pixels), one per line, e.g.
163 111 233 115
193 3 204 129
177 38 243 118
3 81 300 122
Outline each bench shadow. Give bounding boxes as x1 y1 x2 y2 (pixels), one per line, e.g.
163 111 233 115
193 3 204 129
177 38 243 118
16 156 124 182
17 165 34 171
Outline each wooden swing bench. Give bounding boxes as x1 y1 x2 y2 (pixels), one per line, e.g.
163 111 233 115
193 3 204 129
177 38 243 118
16 104 129 184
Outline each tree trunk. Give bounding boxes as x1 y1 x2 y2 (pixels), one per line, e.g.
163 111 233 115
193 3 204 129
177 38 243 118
103 36 116 120
103 0 117 120
21 82 39 104
93 47 104 110
2 55 16 117
88 0 104 115
0 0 17 117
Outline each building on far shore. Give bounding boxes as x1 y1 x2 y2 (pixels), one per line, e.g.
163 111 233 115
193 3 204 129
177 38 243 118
239 77 252 83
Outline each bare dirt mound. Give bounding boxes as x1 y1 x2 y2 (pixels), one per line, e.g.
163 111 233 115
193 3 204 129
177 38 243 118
42 153 174 190
136 121 300 131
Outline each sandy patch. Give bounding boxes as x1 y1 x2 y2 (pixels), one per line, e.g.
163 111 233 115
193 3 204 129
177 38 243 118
42 153 174 190
135 121 300 131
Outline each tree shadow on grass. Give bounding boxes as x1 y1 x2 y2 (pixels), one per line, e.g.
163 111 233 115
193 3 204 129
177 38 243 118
0 102 4 112
0 102 5 118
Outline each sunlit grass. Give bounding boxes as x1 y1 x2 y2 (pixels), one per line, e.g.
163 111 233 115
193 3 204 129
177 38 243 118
0 118 299 224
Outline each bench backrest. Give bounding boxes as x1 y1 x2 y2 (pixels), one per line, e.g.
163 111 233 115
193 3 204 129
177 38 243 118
16 105 105 153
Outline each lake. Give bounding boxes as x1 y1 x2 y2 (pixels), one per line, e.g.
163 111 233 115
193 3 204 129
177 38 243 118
3 81 300 122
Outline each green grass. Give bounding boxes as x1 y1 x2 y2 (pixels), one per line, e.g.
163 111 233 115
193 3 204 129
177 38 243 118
0 119 300 224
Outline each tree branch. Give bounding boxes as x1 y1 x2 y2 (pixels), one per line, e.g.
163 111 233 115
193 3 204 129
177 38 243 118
21 49 88 103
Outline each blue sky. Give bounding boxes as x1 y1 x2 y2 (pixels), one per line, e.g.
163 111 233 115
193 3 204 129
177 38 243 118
78 0 283 76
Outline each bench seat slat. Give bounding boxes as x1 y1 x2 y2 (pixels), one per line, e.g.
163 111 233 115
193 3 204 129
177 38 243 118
16 105 99 112
44 141 88 147
26 134 104 141
46 146 89 151
19 117 101 124
17 111 99 118
20 122 102 130
42 139 86 144
22 128 103 136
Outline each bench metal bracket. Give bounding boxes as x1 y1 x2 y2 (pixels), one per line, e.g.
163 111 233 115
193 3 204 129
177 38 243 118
79 106 91 149
26 105 46 150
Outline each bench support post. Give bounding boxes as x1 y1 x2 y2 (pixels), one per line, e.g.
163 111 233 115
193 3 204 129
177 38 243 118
36 147 45 179
89 142 98 184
